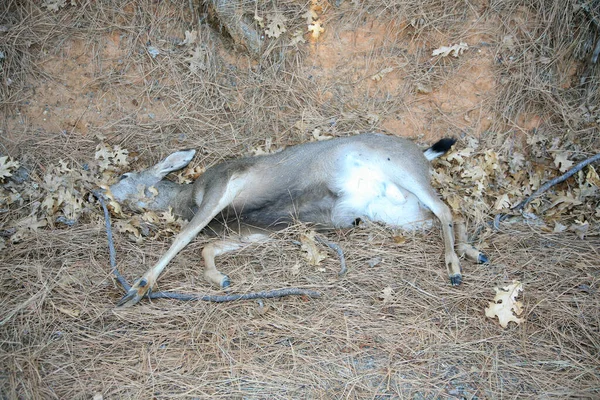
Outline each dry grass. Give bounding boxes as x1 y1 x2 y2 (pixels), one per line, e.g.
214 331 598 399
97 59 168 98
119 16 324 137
2 224 599 398
1 0 599 398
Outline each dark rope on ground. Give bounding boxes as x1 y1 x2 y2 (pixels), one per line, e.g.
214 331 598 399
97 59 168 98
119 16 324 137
495 152 600 224
93 190 131 291
93 190 321 303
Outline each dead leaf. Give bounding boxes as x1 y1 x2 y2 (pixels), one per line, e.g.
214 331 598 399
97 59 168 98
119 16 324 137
180 30 197 46
502 35 515 50
254 14 264 28
415 82 432 94
510 152 525 171
547 195 582 210
187 45 207 72
371 67 394 82
485 280 525 328
569 220 589 239
291 262 301 276
303 9 318 25
432 42 468 58
11 216 48 243
494 194 510 210
300 231 326 266
308 20 325 39
42 0 67 12
290 30 306 46
392 235 406 244
312 128 332 141
265 13 287 38
553 152 574 173
112 146 129 167
446 147 474 164
553 222 567 233
585 166 600 186
380 286 394 304
114 220 140 238
0 156 19 180
56 306 80 318
367 257 382 267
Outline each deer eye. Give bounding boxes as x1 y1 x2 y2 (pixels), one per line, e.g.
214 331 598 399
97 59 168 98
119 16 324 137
118 173 131 181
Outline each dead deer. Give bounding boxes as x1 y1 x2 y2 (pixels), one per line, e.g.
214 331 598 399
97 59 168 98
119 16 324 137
108 133 487 307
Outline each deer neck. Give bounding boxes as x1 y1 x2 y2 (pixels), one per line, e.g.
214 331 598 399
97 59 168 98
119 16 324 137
148 181 196 221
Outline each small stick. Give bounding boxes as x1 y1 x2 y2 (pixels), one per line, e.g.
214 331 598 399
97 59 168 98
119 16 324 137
93 191 321 303
315 235 348 276
497 152 600 222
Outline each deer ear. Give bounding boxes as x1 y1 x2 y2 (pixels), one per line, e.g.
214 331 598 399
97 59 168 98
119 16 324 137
154 149 196 177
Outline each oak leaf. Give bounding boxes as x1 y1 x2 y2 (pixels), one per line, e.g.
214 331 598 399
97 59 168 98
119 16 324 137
266 14 287 38
432 42 468 57
300 231 326 266
485 281 525 328
308 20 324 39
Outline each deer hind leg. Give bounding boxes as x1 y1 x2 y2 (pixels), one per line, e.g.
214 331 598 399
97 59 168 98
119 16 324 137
454 219 489 264
202 232 271 288
117 174 248 307
409 185 462 285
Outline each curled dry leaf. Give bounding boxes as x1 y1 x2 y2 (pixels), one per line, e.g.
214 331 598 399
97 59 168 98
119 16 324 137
308 20 325 39
569 220 589 239
553 222 567 232
371 67 394 82
432 42 468 57
485 280 525 328
312 128 333 141
415 82 432 94
300 231 327 266
180 30 197 46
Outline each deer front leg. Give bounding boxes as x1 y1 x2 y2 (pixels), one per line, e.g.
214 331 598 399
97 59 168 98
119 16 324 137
117 217 209 307
117 175 248 307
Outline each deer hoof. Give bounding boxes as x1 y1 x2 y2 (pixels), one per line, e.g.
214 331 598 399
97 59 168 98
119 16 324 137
220 275 231 289
477 253 489 264
449 274 462 286
117 277 151 307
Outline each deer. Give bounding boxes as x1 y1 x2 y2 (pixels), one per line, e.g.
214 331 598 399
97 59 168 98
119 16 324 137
107 133 487 307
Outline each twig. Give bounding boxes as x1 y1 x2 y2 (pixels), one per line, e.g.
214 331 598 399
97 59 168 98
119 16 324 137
497 152 600 223
315 235 347 276
93 190 321 303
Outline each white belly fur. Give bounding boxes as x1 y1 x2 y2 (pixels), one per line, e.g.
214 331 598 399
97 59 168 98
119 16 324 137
331 153 433 229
